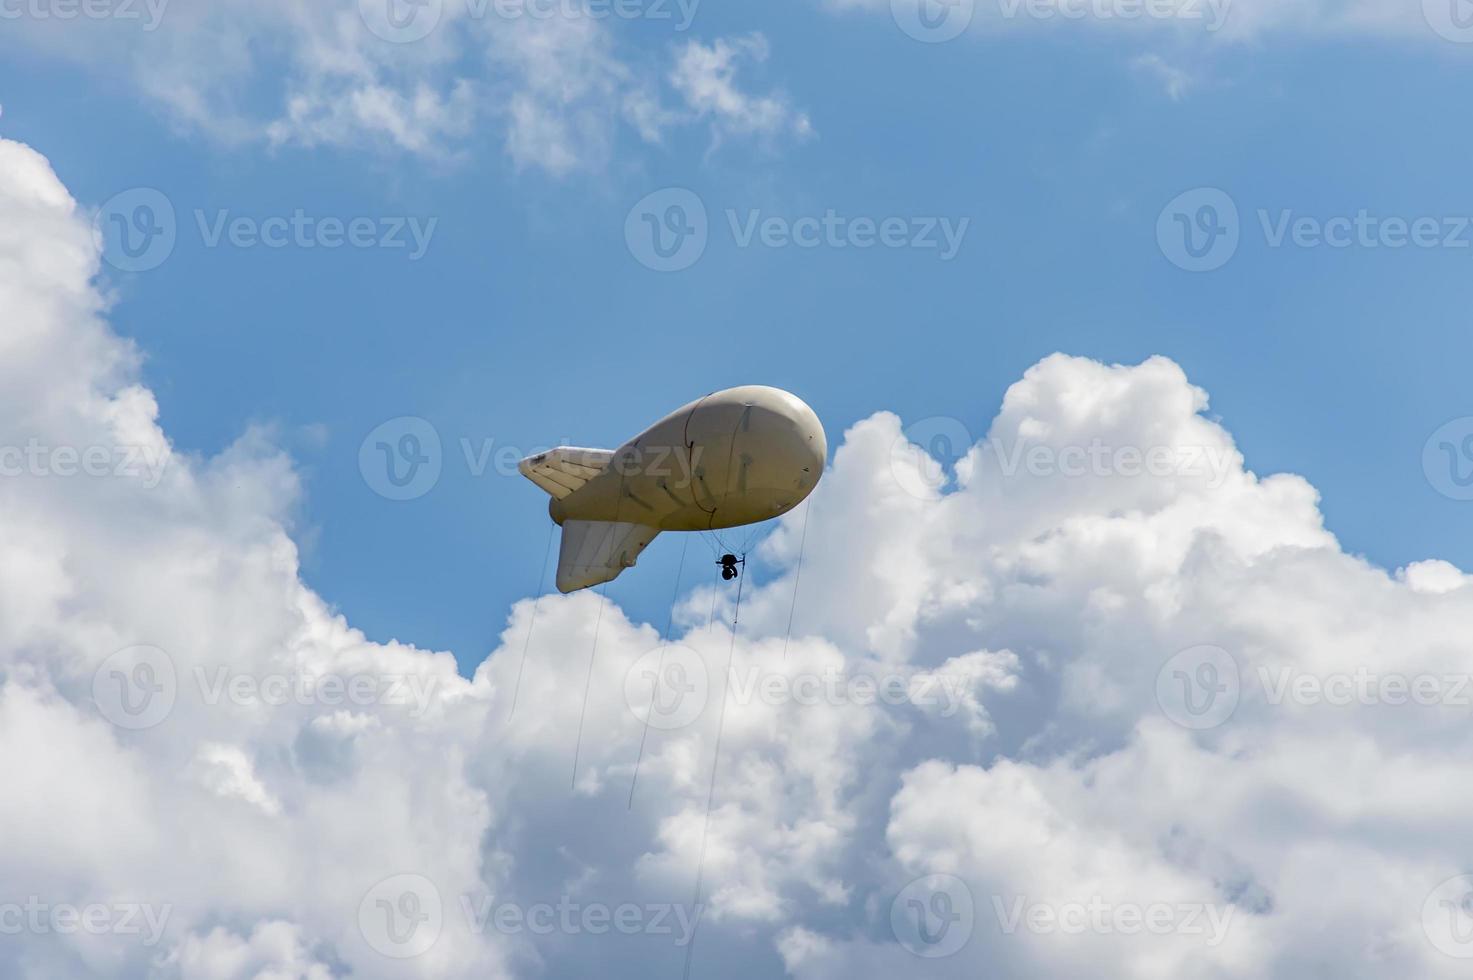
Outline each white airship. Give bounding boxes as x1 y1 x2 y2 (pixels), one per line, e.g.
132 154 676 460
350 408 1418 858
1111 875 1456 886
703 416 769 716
519 386 826 593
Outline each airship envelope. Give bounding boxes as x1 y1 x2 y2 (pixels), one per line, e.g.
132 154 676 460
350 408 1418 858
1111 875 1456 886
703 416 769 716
519 386 826 593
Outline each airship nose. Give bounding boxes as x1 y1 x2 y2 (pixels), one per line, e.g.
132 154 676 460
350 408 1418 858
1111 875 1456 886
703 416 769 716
794 400 826 473
765 388 826 484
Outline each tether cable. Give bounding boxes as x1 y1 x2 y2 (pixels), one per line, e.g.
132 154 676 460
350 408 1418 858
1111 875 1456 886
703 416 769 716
507 520 557 723
781 498 812 660
627 534 690 809
570 460 630 790
681 557 746 980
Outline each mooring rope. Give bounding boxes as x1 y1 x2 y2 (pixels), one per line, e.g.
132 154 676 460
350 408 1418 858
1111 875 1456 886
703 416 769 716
627 534 691 809
705 568 720 632
569 580 609 790
570 464 631 789
506 520 557 723
681 556 746 980
781 498 812 660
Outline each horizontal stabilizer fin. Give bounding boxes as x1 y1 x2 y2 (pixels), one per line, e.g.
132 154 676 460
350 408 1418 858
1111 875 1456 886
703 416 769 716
519 447 614 500
556 520 660 593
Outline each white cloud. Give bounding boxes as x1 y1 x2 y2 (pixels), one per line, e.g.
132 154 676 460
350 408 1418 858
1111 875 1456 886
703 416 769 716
830 0 1442 40
670 34 813 145
0 3 812 171
168 920 336 979
1132 52 1194 99
5 133 1473 979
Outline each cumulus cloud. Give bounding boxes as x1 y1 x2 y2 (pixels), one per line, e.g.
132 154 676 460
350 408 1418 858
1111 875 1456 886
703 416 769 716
0 3 808 171
5 132 1473 979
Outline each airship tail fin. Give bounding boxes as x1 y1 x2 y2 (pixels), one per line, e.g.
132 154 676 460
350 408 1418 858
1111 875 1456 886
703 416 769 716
556 520 661 594
518 447 614 499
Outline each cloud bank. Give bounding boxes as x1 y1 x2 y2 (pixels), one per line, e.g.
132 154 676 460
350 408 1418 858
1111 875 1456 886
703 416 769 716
4 134 1473 978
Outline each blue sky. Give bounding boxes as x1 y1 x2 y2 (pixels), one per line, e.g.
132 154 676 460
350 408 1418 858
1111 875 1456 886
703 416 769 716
16 5 1473 978
5 1 1473 671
